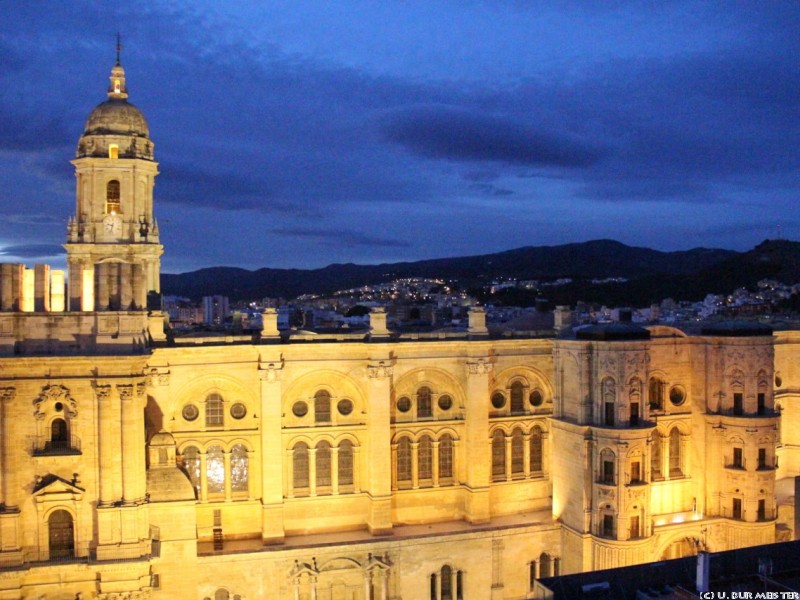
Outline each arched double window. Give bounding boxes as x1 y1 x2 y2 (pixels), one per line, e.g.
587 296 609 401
530 426 543 473
651 431 663 480
106 180 121 214
492 426 546 481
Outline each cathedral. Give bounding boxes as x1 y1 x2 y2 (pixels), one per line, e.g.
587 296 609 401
0 54 798 600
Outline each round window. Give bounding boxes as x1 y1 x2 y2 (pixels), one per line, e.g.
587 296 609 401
397 396 411 413
337 399 354 416
669 386 686 406
182 404 199 421
491 392 506 409
438 394 453 411
230 403 247 419
292 401 308 417
529 390 543 407
54 402 64 412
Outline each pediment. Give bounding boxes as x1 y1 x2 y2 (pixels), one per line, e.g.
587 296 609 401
32 474 85 497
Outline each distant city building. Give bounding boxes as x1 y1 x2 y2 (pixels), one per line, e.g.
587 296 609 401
202 294 230 325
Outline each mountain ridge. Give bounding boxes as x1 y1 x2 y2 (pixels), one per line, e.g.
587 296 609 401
162 239 778 302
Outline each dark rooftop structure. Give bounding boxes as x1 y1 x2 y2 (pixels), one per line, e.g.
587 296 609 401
533 540 800 599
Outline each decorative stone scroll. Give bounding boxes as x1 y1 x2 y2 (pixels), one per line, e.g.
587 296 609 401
0 387 16 403
33 384 77 419
367 361 393 379
117 384 134 401
466 358 492 375
259 360 284 382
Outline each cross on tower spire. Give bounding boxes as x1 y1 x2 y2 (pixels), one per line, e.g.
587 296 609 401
115 33 122 66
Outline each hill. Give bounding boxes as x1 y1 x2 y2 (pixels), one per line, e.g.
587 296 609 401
162 239 753 302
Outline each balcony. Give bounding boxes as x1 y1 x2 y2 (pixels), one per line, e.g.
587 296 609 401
31 435 82 456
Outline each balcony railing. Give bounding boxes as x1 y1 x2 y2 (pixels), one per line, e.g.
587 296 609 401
31 435 82 456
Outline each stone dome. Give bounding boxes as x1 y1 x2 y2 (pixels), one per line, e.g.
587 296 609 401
75 58 155 160
82 99 149 138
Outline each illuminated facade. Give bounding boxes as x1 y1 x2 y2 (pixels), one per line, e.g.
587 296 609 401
0 57 798 600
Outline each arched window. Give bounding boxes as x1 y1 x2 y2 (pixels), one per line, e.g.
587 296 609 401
338 440 354 487
669 428 682 476
439 434 453 480
651 431 663 480
293 443 309 492
316 441 332 489
206 445 225 495
206 393 224 427
510 381 525 414
419 435 433 482
600 449 615 484
50 418 68 450
397 437 412 484
511 428 524 476
417 387 432 419
491 430 505 481
230 444 249 493
48 509 74 559
106 180 121 214
181 446 201 497
602 378 616 426
315 390 331 423
530 426 543 473
539 553 552 578
430 565 463 600
649 377 665 410
214 590 230 600
441 565 453 599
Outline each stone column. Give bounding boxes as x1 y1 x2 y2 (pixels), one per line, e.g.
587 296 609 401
120 384 145 504
1 264 14 310
432 440 440 487
309 447 318 497
331 446 340 494
96 385 116 505
411 441 420 489
523 432 531 477
120 263 133 310
224 451 232 501
0 387 15 508
464 358 492 523
132 264 145 309
366 360 393 534
96 263 110 310
363 571 372 600
504 435 513 482
260 359 285 543
33 264 50 312
199 451 208 502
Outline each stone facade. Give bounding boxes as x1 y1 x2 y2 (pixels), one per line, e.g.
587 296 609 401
0 57 797 600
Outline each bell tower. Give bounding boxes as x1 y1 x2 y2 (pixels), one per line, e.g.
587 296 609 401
65 42 162 311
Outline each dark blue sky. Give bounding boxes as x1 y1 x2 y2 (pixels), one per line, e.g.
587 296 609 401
1 2 799 273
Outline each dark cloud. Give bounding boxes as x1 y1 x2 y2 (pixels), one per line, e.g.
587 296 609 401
0 244 65 259
379 105 602 168
467 183 514 197
272 228 411 248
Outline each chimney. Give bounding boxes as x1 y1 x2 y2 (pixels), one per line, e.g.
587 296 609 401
554 305 572 332
619 308 633 323
369 307 390 340
696 551 710 593
468 306 488 336
261 308 280 341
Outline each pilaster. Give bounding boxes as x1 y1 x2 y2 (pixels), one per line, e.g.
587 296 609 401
464 357 492 523
260 358 285 543
366 359 393 535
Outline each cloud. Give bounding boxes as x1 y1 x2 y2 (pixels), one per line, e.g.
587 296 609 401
272 227 411 248
379 105 602 168
0 244 65 259
467 183 514 197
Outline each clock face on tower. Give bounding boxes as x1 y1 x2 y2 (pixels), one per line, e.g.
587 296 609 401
102 214 123 238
